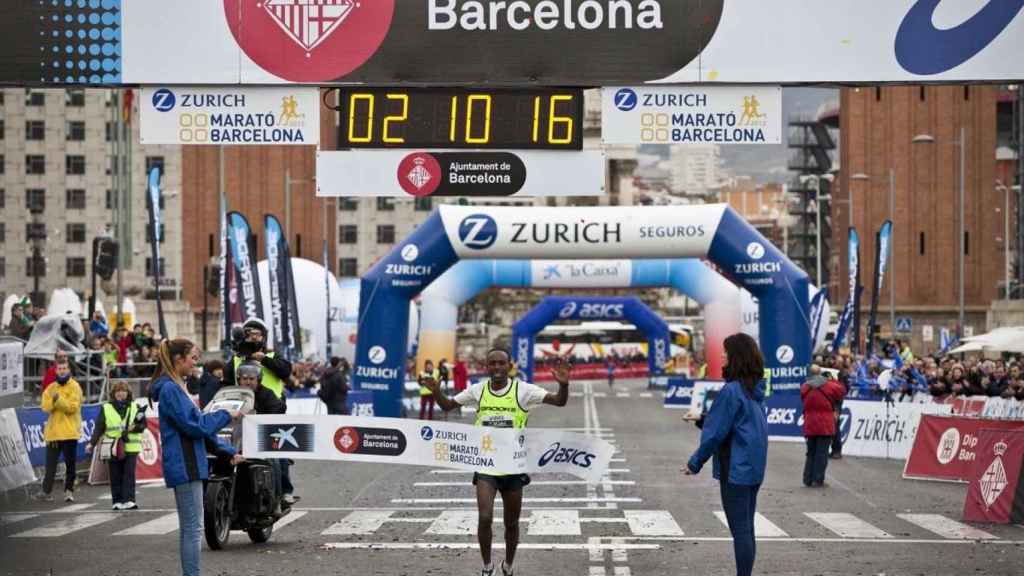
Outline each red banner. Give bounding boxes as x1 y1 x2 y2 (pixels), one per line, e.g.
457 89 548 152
904 415 1024 482
532 362 649 383
963 429 1024 524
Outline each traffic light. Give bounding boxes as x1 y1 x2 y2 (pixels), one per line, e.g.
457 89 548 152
95 238 119 281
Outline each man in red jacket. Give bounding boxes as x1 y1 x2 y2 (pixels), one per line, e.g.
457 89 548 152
801 365 846 487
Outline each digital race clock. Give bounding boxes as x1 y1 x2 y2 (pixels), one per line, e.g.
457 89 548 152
331 88 584 150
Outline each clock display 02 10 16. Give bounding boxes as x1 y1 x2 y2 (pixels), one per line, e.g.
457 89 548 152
332 88 583 150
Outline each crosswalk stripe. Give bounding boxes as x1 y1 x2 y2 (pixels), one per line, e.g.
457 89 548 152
1 513 38 526
615 393 630 398
639 393 653 398
529 510 581 536
267 510 307 532
897 513 997 540
413 480 636 487
392 497 642 505
114 513 179 535
10 513 117 538
323 510 394 535
624 510 684 536
426 510 477 535
593 393 608 398
714 511 789 538
805 513 892 538
58 503 96 513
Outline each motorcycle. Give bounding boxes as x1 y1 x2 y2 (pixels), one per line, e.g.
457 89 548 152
202 386 290 549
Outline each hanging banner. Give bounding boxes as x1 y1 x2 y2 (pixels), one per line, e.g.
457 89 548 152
264 215 300 360
903 415 1024 483
140 87 320 145
220 211 241 348
601 86 781 145
0 408 35 492
962 429 1024 524
832 228 859 353
243 414 614 483
146 167 168 338
0 341 25 411
866 220 892 356
316 150 605 197
226 211 265 326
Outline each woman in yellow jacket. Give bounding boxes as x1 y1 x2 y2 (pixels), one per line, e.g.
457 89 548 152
34 361 83 503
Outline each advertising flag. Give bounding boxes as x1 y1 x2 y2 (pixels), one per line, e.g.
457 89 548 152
264 215 300 360
866 221 892 356
226 211 264 328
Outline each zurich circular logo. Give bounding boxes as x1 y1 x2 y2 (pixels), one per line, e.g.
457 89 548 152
420 426 434 441
368 345 387 365
400 244 419 262
775 345 794 364
458 214 498 250
746 242 766 260
151 88 176 112
613 88 638 112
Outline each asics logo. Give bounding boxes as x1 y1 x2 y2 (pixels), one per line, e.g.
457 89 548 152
895 0 1023 75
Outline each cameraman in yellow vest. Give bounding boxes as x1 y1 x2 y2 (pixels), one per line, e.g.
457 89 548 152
418 359 439 420
87 381 146 510
423 349 572 576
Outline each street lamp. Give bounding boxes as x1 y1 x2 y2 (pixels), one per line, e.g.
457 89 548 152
996 181 1022 302
799 173 834 288
913 127 966 338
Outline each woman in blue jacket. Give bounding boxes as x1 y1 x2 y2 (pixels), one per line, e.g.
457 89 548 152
684 333 768 576
150 339 241 576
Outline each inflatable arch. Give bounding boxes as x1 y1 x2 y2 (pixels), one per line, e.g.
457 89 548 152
415 258 744 381
356 205 812 417
511 296 670 382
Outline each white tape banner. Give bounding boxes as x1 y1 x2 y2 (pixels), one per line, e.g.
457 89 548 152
243 415 614 482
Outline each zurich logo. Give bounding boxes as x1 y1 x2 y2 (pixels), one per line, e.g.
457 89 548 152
746 242 766 260
152 88 176 112
420 426 434 441
776 345 794 364
613 88 638 112
400 244 419 262
458 214 498 250
895 0 1023 75
368 345 387 365
558 302 578 318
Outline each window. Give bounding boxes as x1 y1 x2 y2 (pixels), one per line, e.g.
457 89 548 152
414 197 433 211
26 256 44 278
66 189 86 210
66 257 86 277
338 225 358 244
0 189 5 208
338 258 358 277
66 121 86 141
0 222 5 243
25 120 45 140
919 232 925 255
107 155 118 175
0 119 4 139
65 89 85 107
146 223 166 243
66 155 86 175
376 224 395 244
0 154 4 175
66 223 86 243
338 197 359 211
106 189 117 210
376 197 395 211
0 257 5 278
145 257 166 276
25 90 44 107
145 156 165 176
26 155 45 175
965 231 970 256
26 189 45 213
106 121 115 142
26 222 47 241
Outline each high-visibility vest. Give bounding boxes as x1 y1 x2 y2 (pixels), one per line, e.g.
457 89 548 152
419 370 438 396
762 368 773 398
102 402 142 454
234 353 285 399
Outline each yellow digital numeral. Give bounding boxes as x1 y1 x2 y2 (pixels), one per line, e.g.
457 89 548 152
548 94 574 144
465 94 492 144
532 96 541 143
382 93 408 144
450 96 458 142
348 93 374 143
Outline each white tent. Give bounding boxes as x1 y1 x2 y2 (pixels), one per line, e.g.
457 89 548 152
948 326 1024 354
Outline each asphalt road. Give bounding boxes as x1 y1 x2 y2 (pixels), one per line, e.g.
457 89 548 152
3 378 1022 576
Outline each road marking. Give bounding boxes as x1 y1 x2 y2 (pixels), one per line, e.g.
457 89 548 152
897 513 997 540
0 513 38 526
715 511 789 538
565 428 613 432
589 567 606 576
614 567 631 576
615 393 630 398
58 503 95 513
10 513 117 538
804 513 892 538
114 513 180 535
391 497 643 505
269 510 308 532
529 510 581 536
623 511 684 536
321 542 662 551
639 393 653 398
605 469 631 473
610 458 627 463
593 393 608 398
426 510 477 535
413 481 636 487
621 536 1024 545
323 510 395 535
579 517 628 524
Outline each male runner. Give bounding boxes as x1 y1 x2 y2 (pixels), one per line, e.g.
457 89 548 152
423 348 571 576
